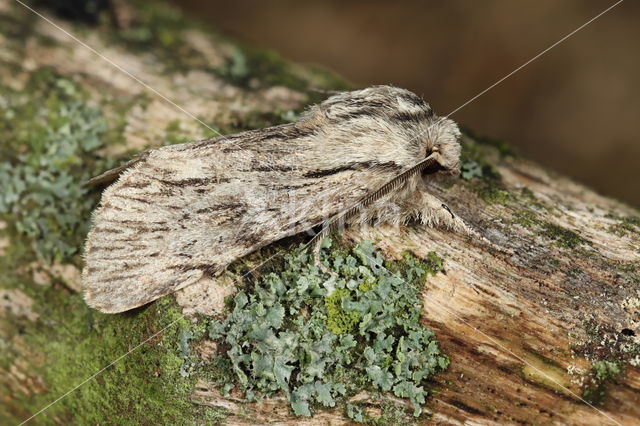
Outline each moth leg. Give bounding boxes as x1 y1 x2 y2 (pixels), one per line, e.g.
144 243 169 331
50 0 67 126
405 187 510 253
405 189 479 237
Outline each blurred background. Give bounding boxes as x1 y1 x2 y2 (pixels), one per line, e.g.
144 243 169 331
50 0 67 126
168 0 639 207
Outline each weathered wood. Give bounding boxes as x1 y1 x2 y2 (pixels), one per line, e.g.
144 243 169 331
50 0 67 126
0 1 638 425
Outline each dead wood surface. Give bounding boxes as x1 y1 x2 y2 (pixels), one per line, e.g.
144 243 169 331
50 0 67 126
0 1 638 425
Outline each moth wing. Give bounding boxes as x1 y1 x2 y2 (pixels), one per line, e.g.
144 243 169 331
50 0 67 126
83 130 399 313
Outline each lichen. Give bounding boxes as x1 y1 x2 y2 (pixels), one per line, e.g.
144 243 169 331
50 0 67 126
0 68 113 264
206 238 449 419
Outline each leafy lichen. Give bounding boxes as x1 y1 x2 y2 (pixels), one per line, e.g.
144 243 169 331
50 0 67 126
207 239 448 418
0 68 112 263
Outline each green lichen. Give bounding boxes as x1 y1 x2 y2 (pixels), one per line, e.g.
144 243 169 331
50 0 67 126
540 223 586 249
207 239 449 418
0 68 113 263
423 251 445 275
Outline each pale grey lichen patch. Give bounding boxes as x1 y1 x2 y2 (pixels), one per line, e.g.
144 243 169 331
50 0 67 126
0 289 39 321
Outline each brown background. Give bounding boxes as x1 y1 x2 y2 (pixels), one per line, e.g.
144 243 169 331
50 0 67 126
171 0 639 207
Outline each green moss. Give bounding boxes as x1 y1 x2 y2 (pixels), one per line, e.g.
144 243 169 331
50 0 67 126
591 360 623 382
478 186 511 205
461 127 516 158
582 360 624 406
520 187 536 200
223 109 292 134
163 119 196 145
607 214 640 237
540 223 586 249
0 272 220 424
514 209 537 228
459 133 517 205
109 2 208 73
219 47 305 90
326 288 361 335
459 142 503 184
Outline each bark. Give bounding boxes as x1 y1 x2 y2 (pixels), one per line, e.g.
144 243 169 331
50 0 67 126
0 1 638 425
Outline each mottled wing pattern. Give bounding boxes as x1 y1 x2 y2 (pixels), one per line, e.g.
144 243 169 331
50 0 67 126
83 85 444 313
83 126 405 312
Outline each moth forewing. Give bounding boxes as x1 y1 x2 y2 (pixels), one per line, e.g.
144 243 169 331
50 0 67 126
82 85 464 313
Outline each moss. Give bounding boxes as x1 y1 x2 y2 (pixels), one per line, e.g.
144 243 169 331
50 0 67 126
540 223 586 249
222 109 292 134
461 127 516 158
613 262 640 286
217 42 350 92
591 360 623 382
218 46 307 90
458 133 518 205
513 210 537 228
108 1 209 73
326 288 361 335
478 186 511 205
519 187 536 200
582 360 624 406
607 215 640 237
0 265 219 424
163 119 195 145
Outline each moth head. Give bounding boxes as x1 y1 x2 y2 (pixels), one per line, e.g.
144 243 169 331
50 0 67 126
425 116 461 175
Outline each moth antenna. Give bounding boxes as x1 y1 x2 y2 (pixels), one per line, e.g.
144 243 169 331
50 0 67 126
83 150 151 187
305 155 441 251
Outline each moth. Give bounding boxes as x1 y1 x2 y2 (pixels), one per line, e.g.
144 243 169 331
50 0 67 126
83 85 472 313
